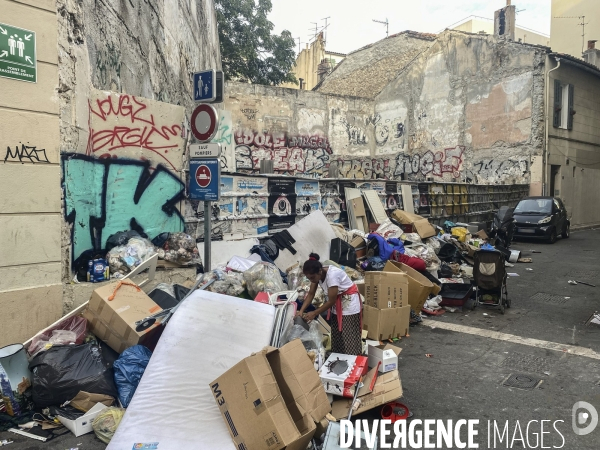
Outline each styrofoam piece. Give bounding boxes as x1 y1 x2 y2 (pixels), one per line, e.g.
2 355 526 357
273 210 336 272
226 255 258 272
107 291 275 450
400 185 414 214
197 238 258 271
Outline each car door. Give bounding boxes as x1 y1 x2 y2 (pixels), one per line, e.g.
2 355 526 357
553 198 565 232
557 198 569 227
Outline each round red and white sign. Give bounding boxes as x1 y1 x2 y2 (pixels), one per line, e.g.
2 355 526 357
195 165 212 188
191 104 218 142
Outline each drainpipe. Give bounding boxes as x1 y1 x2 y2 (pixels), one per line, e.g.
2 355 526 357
544 56 561 196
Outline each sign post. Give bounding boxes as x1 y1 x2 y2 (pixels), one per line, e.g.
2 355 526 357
0 22 37 83
191 68 224 271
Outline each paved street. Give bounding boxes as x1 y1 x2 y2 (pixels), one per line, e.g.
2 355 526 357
2 230 599 449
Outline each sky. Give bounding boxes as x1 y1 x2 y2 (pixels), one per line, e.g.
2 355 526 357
269 0 551 55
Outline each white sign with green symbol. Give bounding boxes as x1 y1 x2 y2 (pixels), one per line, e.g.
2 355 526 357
0 23 36 83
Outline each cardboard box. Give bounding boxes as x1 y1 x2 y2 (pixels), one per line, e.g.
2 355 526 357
83 281 162 353
363 305 410 340
210 339 330 450
364 271 408 309
330 370 403 420
367 343 402 373
391 210 436 239
383 261 436 313
319 353 368 398
57 402 108 437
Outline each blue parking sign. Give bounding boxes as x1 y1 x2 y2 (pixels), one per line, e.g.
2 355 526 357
193 70 216 102
189 159 220 201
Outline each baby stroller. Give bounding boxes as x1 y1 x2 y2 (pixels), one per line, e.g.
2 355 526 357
473 250 511 314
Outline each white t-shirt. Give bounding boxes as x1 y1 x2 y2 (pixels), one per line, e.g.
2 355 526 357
319 266 361 316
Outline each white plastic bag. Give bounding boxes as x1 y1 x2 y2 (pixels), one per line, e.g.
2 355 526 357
243 262 286 298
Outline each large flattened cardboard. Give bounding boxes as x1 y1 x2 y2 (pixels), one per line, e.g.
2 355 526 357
364 271 408 309
107 291 275 450
330 370 403 420
210 339 328 450
83 281 162 353
391 210 436 239
363 305 410 340
274 210 336 272
384 261 437 313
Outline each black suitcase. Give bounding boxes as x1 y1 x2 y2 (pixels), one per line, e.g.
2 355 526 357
330 238 357 267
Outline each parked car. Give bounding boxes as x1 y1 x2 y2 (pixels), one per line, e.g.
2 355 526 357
512 197 570 244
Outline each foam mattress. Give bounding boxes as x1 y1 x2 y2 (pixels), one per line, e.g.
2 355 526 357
108 290 275 450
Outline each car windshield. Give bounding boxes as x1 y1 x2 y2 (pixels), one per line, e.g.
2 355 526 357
514 199 552 214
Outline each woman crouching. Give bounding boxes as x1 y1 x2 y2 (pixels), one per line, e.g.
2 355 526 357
297 253 362 355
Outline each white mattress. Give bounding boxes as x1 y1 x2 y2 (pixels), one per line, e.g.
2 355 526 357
108 291 275 450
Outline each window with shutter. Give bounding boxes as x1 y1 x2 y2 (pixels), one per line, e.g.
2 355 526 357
553 79 562 128
567 84 574 130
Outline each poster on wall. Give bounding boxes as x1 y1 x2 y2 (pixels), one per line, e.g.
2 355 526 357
269 178 296 195
296 196 320 216
295 180 319 196
237 196 268 216
356 181 385 192
237 176 268 194
418 183 431 216
320 181 340 196
269 215 296 234
212 218 268 237
269 194 296 216
220 176 235 195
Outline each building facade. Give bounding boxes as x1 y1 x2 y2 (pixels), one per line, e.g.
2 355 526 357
551 0 600 58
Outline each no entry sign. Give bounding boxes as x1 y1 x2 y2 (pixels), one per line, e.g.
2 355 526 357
189 158 220 201
190 104 218 142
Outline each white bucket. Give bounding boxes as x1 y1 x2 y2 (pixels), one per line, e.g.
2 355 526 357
508 250 521 263
0 343 32 416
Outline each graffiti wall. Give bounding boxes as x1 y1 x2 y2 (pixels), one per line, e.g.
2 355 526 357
62 154 185 263
87 90 186 170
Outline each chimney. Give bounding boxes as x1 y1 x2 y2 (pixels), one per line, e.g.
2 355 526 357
299 78 304 89
494 4 516 41
583 40 600 69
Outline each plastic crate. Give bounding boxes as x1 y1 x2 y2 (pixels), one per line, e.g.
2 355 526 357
439 284 473 307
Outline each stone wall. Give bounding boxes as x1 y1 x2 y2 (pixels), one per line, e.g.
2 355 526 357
58 0 221 289
374 31 546 185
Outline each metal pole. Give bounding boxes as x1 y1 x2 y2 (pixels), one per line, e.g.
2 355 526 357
204 201 211 271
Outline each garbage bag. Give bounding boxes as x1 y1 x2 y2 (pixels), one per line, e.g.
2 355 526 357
29 343 118 408
243 262 286 298
106 230 142 252
287 266 304 290
113 345 152 408
156 232 201 265
107 237 157 277
282 321 326 369
92 407 125 444
28 315 88 357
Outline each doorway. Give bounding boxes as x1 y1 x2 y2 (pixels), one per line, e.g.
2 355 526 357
550 165 561 196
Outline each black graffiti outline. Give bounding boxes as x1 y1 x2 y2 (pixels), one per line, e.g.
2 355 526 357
4 144 50 163
61 153 185 268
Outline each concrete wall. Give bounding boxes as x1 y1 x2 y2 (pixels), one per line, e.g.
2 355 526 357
56 0 220 317
374 31 546 185
551 0 600 58
548 60 600 227
220 81 375 177
0 0 63 347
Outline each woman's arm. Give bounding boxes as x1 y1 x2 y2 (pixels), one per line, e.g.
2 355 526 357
296 282 318 316
303 286 339 322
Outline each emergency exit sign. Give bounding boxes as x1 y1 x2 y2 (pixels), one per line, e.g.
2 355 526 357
0 23 36 83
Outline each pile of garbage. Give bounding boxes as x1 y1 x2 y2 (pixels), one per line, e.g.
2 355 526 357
1 207 521 448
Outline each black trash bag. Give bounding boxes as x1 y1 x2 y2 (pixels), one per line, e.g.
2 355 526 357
437 243 463 263
73 249 108 282
105 230 143 252
151 232 171 248
29 343 118 408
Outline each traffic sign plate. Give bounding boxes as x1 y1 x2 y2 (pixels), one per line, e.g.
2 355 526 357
0 22 36 83
193 69 216 102
190 104 218 142
190 143 221 158
189 159 220 201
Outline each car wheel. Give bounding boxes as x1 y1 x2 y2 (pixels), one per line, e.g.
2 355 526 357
562 224 570 239
548 229 557 244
